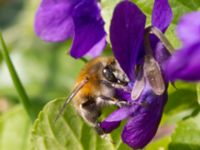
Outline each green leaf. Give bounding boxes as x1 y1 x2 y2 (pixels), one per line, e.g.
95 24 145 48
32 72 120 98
165 82 198 115
30 98 131 150
169 109 200 150
161 82 198 126
0 106 31 150
146 136 171 150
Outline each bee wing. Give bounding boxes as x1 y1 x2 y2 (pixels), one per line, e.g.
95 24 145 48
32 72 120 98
54 78 89 123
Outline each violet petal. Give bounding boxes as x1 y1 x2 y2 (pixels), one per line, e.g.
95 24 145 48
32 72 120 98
152 0 173 32
100 106 132 133
164 43 200 81
153 41 171 72
100 121 120 133
110 1 146 80
150 0 172 65
70 0 106 58
176 12 200 46
85 37 106 58
104 107 132 122
115 88 132 102
122 92 167 149
34 0 75 42
164 12 200 81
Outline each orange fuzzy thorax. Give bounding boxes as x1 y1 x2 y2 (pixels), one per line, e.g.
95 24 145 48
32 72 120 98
73 56 114 107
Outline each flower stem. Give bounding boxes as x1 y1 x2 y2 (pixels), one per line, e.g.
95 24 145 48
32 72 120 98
0 32 35 121
80 57 88 63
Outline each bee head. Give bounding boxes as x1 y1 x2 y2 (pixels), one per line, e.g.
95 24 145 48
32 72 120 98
102 60 129 86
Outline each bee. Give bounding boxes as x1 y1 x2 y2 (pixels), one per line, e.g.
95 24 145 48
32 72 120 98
55 56 129 136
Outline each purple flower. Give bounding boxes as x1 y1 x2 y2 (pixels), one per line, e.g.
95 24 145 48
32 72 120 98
164 12 200 81
102 84 168 149
34 0 106 58
100 0 173 149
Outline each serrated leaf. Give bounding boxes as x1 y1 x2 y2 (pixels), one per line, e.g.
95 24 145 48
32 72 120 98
169 109 200 150
31 98 131 150
0 106 31 150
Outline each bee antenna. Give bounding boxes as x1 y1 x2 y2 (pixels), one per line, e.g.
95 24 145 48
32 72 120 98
54 78 89 123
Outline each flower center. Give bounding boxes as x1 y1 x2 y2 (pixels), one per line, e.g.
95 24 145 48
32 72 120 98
131 26 173 100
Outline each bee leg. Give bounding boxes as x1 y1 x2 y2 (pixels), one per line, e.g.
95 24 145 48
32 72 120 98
94 122 105 135
111 83 128 90
81 100 101 127
94 122 114 144
109 97 130 107
97 95 130 107
101 80 128 90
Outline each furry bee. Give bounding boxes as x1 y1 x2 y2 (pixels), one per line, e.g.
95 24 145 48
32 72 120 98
56 56 129 135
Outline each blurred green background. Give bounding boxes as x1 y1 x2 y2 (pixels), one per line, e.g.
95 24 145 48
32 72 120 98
0 1 85 149
0 0 200 150
0 0 84 112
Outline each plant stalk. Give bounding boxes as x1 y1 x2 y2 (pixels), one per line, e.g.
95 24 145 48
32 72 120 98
0 32 35 121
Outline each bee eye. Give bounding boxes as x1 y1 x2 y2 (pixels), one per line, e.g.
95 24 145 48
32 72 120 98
102 66 118 83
